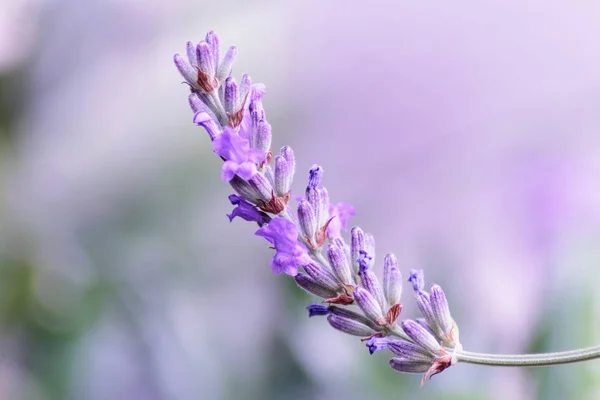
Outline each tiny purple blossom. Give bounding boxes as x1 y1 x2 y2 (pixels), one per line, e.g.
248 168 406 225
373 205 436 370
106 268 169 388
365 336 391 355
193 111 222 140
327 202 355 238
307 304 330 317
212 128 265 181
255 217 310 276
226 194 271 227
408 269 425 291
357 249 373 274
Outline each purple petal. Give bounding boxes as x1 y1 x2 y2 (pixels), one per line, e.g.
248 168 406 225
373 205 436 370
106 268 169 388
193 111 222 140
221 161 238 182
226 194 271 227
256 217 309 276
328 202 355 238
234 162 257 181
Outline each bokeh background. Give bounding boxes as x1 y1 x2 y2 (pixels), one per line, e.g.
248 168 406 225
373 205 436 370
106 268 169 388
1 0 600 399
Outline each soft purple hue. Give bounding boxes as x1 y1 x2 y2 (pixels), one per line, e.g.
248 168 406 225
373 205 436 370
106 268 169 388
226 194 271 227
212 128 265 181
327 202 355 238
255 217 310 276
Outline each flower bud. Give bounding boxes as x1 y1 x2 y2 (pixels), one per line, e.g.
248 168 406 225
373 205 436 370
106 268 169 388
224 77 239 117
186 41 198 67
364 233 375 263
327 243 354 285
358 257 385 312
248 173 273 204
303 262 341 292
294 273 337 299
415 290 439 335
327 313 376 337
383 253 403 306
216 46 237 84
354 286 385 323
389 358 431 374
255 120 272 154
430 284 452 336
308 165 323 189
350 226 365 273
280 146 296 180
174 53 196 87
274 156 291 196
318 187 330 227
401 320 443 354
297 200 317 243
408 269 425 291
229 176 263 205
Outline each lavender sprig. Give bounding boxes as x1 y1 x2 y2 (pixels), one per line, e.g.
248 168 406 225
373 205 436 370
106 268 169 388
173 31 600 386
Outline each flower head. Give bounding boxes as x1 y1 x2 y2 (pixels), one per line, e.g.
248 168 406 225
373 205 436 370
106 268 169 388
213 128 265 181
255 217 311 276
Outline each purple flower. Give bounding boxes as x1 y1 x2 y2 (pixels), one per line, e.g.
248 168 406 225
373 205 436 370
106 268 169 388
239 85 267 141
193 111 222 140
212 128 265 181
365 336 391 354
255 217 311 276
408 269 425 291
226 194 271 227
327 202 355 238
306 304 330 317
357 249 373 274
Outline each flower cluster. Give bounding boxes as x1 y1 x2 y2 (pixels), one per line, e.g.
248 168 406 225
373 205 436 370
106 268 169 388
174 31 461 385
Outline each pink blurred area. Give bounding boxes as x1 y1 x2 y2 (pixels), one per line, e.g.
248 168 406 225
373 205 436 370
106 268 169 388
1 0 600 399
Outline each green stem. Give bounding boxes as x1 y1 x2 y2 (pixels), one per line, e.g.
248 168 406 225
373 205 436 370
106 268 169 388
455 345 600 367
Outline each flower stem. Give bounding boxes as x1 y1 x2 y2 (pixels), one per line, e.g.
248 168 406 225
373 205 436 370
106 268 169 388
455 345 600 367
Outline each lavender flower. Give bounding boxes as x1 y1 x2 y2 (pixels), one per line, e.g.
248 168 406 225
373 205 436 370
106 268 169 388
174 30 464 386
306 304 330 317
327 202 355 238
226 194 271 227
213 128 265 181
255 217 311 276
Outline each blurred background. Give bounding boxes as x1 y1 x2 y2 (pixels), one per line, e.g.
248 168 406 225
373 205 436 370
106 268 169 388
1 0 600 399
